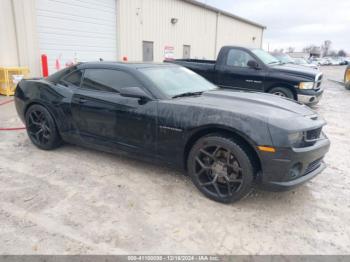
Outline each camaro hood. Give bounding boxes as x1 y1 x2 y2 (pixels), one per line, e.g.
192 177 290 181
171 89 316 120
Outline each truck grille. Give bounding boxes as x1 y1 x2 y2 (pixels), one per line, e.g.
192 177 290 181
315 73 323 89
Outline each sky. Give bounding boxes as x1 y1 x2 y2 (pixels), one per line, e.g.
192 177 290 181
197 0 350 53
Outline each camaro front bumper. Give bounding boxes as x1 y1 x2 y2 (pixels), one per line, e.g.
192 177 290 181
257 137 330 191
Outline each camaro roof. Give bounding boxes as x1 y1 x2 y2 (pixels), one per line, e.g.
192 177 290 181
77 61 177 70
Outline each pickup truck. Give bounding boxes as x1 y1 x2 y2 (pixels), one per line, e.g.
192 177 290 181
167 46 324 105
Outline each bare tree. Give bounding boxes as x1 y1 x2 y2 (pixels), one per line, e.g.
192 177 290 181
338 50 347 57
287 47 295 53
303 46 312 53
329 50 337 57
303 45 318 53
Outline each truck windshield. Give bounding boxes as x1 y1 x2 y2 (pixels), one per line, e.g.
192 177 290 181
273 54 295 64
139 66 217 98
252 49 280 65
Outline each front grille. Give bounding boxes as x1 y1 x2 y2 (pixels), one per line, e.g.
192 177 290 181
315 73 323 89
297 127 323 147
304 158 323 175
305 128 322 142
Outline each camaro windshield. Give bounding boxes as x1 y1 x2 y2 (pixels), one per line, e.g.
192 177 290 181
139 66 218 98
252 49 280 65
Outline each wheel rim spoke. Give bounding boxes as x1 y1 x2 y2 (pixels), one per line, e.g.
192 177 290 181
200 173 218 186
212 146 221 158
200 149 215 160
27 110 51 145
213 181 224 198
195 157 209 169
194 145 243 199
44 124 51 133
226 181 233 196
29 114 40 126
228 163 242 174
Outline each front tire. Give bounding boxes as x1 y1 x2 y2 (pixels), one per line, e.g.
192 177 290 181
25 104 62 150
268 87 294 99
187 135 255 203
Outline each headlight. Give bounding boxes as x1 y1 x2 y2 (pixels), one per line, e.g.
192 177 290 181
288 132 304 147
299 82 314 89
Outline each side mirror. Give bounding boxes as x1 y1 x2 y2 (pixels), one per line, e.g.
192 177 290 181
120 86 152 101
247 60 260 69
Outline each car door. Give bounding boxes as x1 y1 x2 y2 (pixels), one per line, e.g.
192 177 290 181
54 69 84 138
71 68 157 155
217 48 265 91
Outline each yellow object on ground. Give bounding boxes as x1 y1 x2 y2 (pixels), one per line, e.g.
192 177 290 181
345 66 350 84
345 66 350 90
0 67 30 96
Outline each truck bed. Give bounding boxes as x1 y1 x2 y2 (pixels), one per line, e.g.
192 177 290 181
166 59 216 82
172 59 216 64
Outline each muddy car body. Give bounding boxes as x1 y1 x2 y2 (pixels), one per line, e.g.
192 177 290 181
14 62 330 203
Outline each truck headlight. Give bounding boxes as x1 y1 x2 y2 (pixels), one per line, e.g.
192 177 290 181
299 82 314 89
288 132 304 147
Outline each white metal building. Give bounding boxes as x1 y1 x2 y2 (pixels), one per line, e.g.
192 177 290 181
1 0 265 76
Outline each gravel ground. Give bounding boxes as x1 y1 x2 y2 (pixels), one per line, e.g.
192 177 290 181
0 66 349 255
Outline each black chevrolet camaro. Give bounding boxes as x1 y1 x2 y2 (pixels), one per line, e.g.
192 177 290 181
15 62 330 203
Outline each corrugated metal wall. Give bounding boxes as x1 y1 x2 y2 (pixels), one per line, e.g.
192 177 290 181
216 14 263 52
0 0 19 66
118 0 264 62
0 0 264 76
0 0 41 76
118 0 217 61
36 0 117 74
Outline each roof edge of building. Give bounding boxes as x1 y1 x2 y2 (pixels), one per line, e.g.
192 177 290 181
182 0 266 29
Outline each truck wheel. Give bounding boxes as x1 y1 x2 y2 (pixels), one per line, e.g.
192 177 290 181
187 134 254 203
268 87 294 99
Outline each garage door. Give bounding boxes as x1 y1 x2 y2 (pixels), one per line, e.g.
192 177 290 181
36 0 117 74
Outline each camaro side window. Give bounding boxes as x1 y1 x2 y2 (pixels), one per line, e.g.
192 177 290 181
81 69 140 93
61 70 83 87
226 49 254 68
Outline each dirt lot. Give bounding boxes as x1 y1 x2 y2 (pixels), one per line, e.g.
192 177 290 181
0 66 349 255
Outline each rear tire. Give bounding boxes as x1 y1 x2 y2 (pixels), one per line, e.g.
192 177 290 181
25 104 62 150
268 87 294 99
187 134 254 203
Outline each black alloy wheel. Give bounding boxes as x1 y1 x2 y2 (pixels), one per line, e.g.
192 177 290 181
188 135 254 203
25 105 62 150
